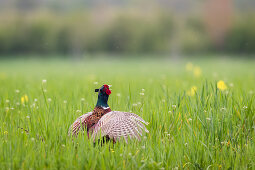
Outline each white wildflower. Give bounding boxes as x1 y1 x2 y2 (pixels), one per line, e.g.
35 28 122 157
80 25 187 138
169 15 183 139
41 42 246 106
16 102 20 106
43 89 47 93
31 138 35 141
229 83 234 87
137 102 141 105
128 153 132 156
15 89 20 93
34 98 38 102
116 93 121 97
141 89 145 92
76 110 81 113
243 106 248 109
184 143 188 146
162 99 165 103
132 103 137 107
31 103 36 108
26 116 30 119
168 111 172 114
47 98 52 102
63 100 67 104
62 144 65 147
172 105 176 109
42 79 47 83
188 118 192 121
94 82 98 85
206 118 211 121
10 107 14 110
81 98 85 101
5 100 9 103
140 93 144 96
220 107 226 111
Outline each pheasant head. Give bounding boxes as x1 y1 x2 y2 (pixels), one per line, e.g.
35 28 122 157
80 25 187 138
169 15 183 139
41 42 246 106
95 84 111 108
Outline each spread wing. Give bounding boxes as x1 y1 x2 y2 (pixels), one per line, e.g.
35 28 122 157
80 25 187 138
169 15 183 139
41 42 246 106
68 112 92 136
92 111 149 143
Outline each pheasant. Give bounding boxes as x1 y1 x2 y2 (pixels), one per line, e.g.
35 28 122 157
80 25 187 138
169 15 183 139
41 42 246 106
68 84 149 143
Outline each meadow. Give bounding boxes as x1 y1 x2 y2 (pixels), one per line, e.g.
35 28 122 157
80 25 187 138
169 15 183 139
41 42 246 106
0 56 254 169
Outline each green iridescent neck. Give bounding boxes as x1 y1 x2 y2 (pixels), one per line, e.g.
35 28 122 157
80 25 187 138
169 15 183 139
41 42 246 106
96 93 109 108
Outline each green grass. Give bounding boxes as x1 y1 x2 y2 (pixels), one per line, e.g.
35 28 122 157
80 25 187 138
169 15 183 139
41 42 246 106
0 57 254 169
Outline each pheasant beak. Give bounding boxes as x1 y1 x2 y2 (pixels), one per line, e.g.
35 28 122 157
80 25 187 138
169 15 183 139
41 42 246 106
95 89 99 92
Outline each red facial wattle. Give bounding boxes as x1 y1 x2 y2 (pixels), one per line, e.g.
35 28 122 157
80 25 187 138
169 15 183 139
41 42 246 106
105 89 111 95
103 84 111 95
103 84 109 89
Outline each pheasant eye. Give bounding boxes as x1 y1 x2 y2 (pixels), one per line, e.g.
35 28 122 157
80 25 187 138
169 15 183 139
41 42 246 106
101 84 111 95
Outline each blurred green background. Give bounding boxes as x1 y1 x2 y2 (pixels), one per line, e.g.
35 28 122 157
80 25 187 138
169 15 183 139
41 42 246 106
0 0 255 57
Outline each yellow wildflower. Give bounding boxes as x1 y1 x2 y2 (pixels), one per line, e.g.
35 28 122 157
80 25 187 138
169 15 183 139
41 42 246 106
24 95 28 102
21 94 29 104
193 67 202 77
187 86 197 96
4 131 8 135
185 62 193 71
21 97 25 104
217 80 227 91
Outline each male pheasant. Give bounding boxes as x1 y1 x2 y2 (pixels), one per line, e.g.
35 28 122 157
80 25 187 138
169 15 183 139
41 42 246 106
69 84 149 143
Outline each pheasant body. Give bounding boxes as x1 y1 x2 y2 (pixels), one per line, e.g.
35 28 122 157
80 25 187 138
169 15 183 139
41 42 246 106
69 84 149 143
70 106 111 136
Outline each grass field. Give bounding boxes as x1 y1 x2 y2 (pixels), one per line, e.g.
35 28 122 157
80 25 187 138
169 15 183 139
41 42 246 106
0 57 254 169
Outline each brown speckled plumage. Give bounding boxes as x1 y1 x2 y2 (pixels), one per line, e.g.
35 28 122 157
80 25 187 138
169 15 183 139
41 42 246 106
69 106 111 136
85 106 111 132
